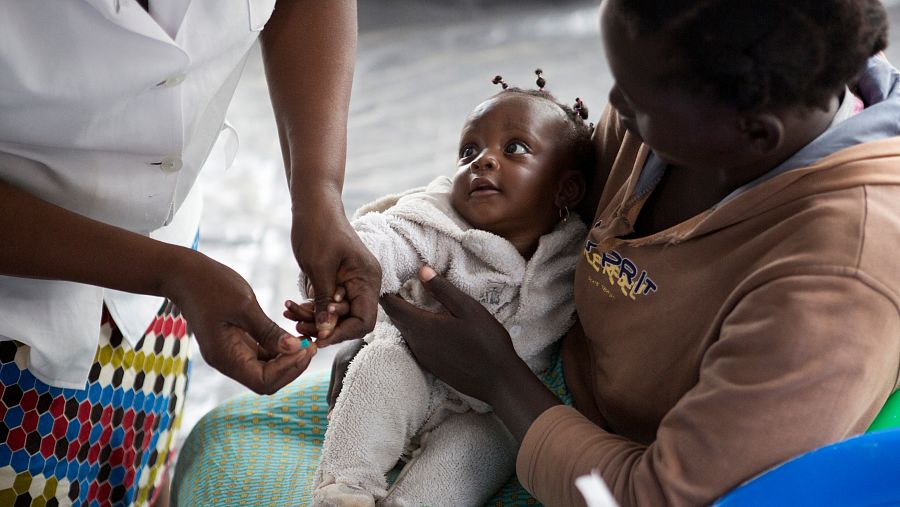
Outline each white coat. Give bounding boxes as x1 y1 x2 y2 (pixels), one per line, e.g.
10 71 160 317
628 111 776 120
0 0 275 387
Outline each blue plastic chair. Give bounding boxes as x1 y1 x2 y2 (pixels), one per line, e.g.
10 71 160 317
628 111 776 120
714 390 900 506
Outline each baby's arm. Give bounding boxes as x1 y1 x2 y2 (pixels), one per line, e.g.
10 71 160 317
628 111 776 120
352 212 443 294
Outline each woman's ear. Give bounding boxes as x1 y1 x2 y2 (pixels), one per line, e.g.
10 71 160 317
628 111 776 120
737 113 784 155
555 170 586 209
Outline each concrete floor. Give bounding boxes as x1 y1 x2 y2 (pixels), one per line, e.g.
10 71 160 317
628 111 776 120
181 0 900 442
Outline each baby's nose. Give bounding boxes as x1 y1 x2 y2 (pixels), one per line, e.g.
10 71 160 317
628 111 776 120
472 153 498 171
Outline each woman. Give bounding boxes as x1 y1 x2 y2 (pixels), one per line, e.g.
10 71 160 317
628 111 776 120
382 1 900 505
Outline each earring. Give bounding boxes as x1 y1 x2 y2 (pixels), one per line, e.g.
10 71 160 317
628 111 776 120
559 205 570 223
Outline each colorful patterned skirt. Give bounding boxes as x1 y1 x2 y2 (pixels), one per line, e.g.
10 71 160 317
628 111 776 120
172 353 571 506
0 301 191 506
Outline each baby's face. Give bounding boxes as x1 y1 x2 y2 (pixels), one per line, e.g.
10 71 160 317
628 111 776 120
450 93 571 240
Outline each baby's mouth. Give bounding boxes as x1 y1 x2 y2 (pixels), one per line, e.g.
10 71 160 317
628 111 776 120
469 177 500 196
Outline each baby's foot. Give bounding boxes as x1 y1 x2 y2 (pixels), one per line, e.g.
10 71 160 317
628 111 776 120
310 482 376 507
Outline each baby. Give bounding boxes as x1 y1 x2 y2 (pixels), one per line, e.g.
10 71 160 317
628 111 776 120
294 71 594 506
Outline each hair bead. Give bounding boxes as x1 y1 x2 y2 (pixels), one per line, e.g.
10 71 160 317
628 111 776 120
573 97 590 120
535 68 546 91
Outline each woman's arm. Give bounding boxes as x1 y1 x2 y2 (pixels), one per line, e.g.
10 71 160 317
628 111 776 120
0 180 314 394
518 274 900 506
261 0 382 347
383 267 900 507
380 266 562 441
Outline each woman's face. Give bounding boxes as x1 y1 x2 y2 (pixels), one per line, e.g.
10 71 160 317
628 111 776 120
600 1 753 174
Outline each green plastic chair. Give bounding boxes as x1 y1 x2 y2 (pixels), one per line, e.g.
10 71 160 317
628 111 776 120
867 389 900 432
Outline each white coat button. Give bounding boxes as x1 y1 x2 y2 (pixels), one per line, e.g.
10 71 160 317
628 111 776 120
509 325 522 338
158 73 186 88
158 156 183 173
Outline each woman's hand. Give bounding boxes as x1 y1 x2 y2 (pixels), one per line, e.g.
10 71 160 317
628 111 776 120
380 267 520 403
380 266 561 441
283 285 350 339
163 250 316 395
0 180 316 396
291 208 382 347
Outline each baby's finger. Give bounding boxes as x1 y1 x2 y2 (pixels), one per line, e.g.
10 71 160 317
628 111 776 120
284 300 315 322
295 321 318 336
317 311 338 339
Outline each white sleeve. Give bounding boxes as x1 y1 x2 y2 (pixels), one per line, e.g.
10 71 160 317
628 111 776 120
353 213 446 294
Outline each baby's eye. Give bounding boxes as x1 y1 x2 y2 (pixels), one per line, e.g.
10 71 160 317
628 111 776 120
505 142 529 155
459 144 477 159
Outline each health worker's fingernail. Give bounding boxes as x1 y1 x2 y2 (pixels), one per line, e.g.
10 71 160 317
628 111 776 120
280 335 300 350
300 338 311 349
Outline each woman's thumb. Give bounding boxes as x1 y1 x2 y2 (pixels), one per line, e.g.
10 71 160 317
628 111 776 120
418 266 470 317
247 302 303 354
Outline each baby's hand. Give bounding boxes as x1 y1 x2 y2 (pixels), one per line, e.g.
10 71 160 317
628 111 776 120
284 286 349 342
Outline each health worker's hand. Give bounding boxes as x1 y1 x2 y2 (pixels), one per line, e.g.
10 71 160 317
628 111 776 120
163 251 316 395
283 284 350 337
292 210 381 347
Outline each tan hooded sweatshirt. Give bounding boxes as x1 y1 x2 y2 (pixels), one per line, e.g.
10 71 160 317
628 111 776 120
517 58 900 506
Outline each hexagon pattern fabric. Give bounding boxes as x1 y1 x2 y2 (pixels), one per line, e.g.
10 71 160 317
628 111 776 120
0 301 190 506
173 353 572 506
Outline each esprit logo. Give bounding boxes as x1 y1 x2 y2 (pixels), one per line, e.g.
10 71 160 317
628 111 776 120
583 240 657 300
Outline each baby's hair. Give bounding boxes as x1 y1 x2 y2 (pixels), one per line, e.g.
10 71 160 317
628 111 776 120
613 0 889 112
490 69 595 186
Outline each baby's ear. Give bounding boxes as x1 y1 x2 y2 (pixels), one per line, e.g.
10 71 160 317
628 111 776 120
555 170 586 209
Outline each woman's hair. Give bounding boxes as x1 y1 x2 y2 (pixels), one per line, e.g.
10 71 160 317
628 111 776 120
492 71 596 185
614 0 889 112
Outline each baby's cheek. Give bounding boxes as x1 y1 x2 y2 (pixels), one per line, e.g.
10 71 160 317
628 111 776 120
449 185 469 214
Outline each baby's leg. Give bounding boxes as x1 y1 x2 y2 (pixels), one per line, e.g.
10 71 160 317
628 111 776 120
314 324 433 501
380 411 517 507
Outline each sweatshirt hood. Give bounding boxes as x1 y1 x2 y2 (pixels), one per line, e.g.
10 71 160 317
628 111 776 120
607 57 900 248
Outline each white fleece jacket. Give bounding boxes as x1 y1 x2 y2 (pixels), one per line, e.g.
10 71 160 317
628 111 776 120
334 175 587 373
